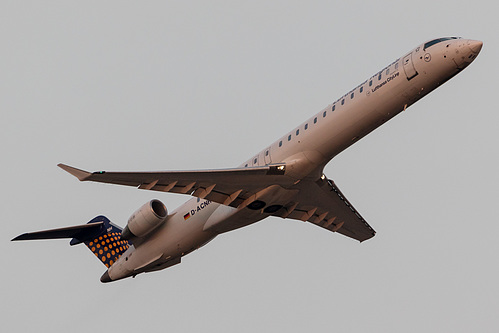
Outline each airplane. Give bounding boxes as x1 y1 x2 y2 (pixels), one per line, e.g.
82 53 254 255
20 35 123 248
12 37 482 283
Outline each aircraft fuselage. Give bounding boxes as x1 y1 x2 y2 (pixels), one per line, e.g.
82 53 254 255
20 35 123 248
102 38 482 282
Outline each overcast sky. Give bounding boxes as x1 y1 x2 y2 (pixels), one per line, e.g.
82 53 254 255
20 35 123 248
2 1 498 332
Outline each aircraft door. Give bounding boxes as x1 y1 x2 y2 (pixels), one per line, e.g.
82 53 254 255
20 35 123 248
402 53 418 80
264 148 272 165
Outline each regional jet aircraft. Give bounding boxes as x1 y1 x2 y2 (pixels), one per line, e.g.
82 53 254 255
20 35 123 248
13 37 482 282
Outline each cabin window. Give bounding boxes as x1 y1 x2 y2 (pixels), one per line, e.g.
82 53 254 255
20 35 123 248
279 141 282 147
378 72 382 80
314 117 317 124
369 80 372 86
350 92 354 99
385 68 390 75
254 158 257 164
323 111 327 117
360 86 363 93
332 105 336 111
296 129 299 135
245 164 248 167
305 124 308 130
341 99 345 105
395 63 399 70
265 150 269 156
288 135 291 141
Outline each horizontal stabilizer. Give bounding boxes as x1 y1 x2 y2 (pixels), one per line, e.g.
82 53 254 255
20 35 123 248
13 216 129 268
12 221 104 244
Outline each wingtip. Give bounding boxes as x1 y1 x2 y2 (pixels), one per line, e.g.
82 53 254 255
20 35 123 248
58 163 91 181
11 234 25 241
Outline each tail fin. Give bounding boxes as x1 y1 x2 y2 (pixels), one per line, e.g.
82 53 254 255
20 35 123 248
12 215 130 268
78 216 130 268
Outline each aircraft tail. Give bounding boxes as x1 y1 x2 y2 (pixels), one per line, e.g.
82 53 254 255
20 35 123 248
12 215 130 268
78 216 130 268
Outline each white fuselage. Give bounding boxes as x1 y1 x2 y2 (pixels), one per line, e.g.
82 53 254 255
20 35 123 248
107 38 482 281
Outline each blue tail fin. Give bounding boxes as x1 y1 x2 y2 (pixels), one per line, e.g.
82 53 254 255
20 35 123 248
74 216 130 268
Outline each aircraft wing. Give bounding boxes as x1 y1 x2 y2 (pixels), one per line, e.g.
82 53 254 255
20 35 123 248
58 163 292 208
59 164 375 242
272 178 376 242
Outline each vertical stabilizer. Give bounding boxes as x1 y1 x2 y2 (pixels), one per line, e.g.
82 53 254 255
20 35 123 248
77 216 130 268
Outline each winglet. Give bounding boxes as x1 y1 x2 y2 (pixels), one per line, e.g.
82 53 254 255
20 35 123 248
58 163 92 181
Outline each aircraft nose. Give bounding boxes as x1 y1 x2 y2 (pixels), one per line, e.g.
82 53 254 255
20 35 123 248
467 40 483 54
449 39 482 69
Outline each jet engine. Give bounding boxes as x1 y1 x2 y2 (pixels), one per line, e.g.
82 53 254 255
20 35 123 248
121 199 168 240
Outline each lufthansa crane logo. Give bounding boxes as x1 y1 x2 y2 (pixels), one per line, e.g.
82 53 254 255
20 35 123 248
424 53 431 62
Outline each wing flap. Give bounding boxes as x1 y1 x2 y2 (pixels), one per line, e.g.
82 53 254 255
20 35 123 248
274 178 375 242
58 163 290 208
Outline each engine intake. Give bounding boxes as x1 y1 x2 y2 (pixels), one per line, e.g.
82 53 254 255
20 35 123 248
121 199 168 240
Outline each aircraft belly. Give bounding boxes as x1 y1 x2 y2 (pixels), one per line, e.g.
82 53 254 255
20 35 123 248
204 185 299 233
203 207 267 234
109 199 219 278
155 200 219 256
315 108 388 159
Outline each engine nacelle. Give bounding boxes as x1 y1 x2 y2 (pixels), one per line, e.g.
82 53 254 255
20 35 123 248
121 199 168 240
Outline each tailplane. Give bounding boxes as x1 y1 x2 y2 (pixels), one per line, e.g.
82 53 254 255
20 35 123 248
12 216 130 268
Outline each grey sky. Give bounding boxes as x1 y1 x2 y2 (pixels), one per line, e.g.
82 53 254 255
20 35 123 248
2 1 498 332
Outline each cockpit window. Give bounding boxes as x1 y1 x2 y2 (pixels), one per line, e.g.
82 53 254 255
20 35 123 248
424 37 460 50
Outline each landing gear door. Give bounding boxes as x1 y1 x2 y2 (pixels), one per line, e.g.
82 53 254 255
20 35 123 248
403 53 418 80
